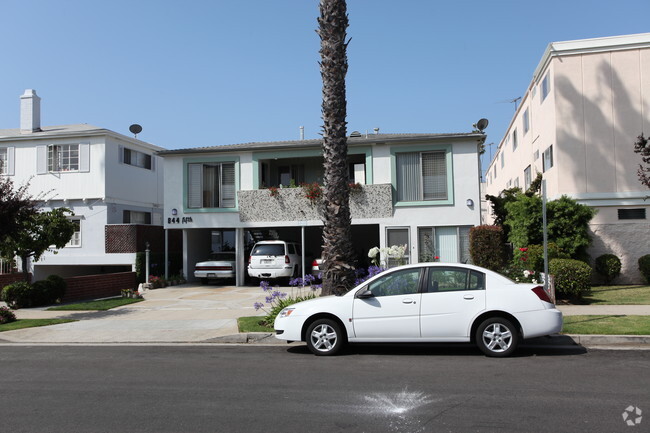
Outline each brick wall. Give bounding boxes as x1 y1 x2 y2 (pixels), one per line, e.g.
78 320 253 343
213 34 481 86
62 272 137 303
0 273 31 287
106 225 182 254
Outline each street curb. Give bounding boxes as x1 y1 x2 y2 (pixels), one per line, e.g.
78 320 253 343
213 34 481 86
565 334 650 347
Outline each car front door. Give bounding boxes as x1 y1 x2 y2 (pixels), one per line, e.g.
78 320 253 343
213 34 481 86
352 267 423 339
419 267 486 339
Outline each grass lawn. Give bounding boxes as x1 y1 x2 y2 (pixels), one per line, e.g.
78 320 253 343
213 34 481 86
238 316 274 333
47 297 143 311
0 319 77 332
562 315 650 335
581 285 650 305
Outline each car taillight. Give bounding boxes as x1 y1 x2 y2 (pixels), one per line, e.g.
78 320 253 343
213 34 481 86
532 286 552 303
248 256 251 265
285 255 290 264
312 259 318 267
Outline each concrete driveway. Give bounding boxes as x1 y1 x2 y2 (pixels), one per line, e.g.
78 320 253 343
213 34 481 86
0 284 271 344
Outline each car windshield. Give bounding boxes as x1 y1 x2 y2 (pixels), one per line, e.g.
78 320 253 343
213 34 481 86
209 252 235 261
252 244 285 256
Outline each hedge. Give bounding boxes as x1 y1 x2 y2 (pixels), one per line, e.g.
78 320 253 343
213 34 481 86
549 258 592 299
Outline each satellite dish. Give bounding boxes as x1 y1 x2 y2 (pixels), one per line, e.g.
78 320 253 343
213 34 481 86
129 124 143 137
476 118 489 132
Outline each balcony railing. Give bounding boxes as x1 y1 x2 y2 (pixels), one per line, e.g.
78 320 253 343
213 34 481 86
238 184 393 222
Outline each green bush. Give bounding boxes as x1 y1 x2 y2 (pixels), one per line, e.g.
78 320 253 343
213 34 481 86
549 258 592 299
46 274 67 302
639 254 650 284
594 254 622 285
469 225 507 272
0 306 16 324
513 243 568 274
1 281 33 309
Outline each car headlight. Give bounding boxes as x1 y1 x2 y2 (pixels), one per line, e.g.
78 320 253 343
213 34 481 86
278 307 296 318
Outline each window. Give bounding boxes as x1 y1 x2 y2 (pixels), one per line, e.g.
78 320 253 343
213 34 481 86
0 148 6 174
543 145 554 172
524 165 532 191
426 267 485 292
278 164 304 186
418 226 471 264
66 220 81 247
541 73 551 101
534 150 539 161
386 227 410 266
368 268 421 297
500 151 505 169
123 148 152 170
48 144 79 171
618 209 646 220
523 108 530 135
514 177 519 188
123 210 152 224
512 129 518 150
396 151 447 201
188 162 236 208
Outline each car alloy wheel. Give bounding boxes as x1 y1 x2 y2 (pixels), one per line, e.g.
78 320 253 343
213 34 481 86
306 319 343 356
476 317 518 357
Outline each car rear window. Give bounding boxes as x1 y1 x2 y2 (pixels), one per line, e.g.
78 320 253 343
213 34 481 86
252 244 285 256
210 252 235 261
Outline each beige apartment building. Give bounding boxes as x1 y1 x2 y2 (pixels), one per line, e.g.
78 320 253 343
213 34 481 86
484 33 650 283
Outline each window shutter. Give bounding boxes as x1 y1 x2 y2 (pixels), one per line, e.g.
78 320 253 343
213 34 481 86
221 163 236 208
36 146 48 174
422 151 447 200
7 147 15 176
118 145 124 164
79 144 90 172
396 152 420 201
150 155 155 171
187 163 202 208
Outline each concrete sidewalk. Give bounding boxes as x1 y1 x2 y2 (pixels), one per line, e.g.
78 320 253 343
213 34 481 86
1 284 649 348
0 284 273 344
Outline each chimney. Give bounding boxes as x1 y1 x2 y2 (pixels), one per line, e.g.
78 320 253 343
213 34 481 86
20 89 41 133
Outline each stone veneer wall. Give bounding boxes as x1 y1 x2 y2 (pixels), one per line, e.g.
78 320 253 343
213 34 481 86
588 222 650 284
238 184 393 222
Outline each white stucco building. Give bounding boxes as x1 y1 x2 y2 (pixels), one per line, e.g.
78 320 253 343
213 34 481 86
160 131 485 285
0 90 165 280
484 33 650 283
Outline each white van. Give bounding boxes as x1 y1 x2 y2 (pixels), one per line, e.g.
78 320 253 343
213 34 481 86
247 240 302 281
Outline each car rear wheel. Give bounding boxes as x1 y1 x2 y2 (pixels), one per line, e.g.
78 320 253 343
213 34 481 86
200 278 208 285
476 317 518 357
306 319 344 356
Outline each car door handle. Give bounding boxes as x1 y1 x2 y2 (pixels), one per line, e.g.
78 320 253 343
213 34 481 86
402 299 415 304
463 294 475 300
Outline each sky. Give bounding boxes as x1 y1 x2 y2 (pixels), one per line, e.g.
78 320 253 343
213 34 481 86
2 0 649 173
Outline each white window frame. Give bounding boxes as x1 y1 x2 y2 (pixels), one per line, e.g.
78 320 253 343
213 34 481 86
48 144 79 172
0 148 7 175
543 145 554 172
66 219 81 247
524 165 532 190
541 73 551 102
385 227 410 266
512 129 518 151
122 147 153 170
396 151 448 202
523 108 530 135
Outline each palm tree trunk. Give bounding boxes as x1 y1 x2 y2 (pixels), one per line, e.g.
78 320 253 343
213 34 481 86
318 0 356 296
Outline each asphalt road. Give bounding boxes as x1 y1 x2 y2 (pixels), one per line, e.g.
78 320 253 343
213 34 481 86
1 343 648 433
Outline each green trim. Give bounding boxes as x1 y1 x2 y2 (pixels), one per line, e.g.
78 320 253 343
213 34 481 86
183 156 240 212
251 146 373 189
390 143 454 206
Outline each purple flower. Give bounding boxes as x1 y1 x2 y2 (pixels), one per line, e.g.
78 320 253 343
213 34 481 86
260 281 272 292
265 296 273 303
253 302 264 310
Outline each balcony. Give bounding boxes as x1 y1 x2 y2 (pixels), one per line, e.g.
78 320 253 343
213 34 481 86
238 184 393 223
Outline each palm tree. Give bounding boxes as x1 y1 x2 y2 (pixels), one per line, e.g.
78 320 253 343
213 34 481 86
317 0 356 296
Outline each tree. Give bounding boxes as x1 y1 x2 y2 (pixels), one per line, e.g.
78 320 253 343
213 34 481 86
0 208 76 281
0 177 37 241
633 133 650 189
317 0 356 296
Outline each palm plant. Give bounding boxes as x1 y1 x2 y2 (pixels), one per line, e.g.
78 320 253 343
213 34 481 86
317 0 356 295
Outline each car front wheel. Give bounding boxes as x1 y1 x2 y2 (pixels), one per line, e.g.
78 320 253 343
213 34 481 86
306 319 344 356
476 317 518 357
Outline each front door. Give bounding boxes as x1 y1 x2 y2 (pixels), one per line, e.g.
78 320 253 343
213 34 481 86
352 267 423 339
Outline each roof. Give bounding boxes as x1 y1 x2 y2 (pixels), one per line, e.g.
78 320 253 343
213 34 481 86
0 123 164 151
158 132 485 156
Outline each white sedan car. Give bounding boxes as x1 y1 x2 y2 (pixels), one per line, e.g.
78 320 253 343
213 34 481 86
194 252 236 284
274 263 562 357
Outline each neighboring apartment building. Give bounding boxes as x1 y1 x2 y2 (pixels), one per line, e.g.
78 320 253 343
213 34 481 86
484 33 650 283
160 131 485 285
0 90 165 280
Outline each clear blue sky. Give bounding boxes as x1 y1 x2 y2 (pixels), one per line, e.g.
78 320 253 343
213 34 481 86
2 0 649 172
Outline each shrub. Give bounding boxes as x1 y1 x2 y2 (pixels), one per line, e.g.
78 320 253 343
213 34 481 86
1 281 33 309
46 274 67 302
30 280 53 306
254 277 319 326
549 258 592 299
512 243 569 274
469 225 507 272
0 306 17 324
594 254 622 285
639 254 650 284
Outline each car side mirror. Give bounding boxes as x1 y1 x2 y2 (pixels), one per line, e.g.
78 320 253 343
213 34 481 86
356 289 374 299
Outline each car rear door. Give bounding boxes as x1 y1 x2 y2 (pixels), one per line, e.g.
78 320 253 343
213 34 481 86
419 267 486 339
352 267 423 339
